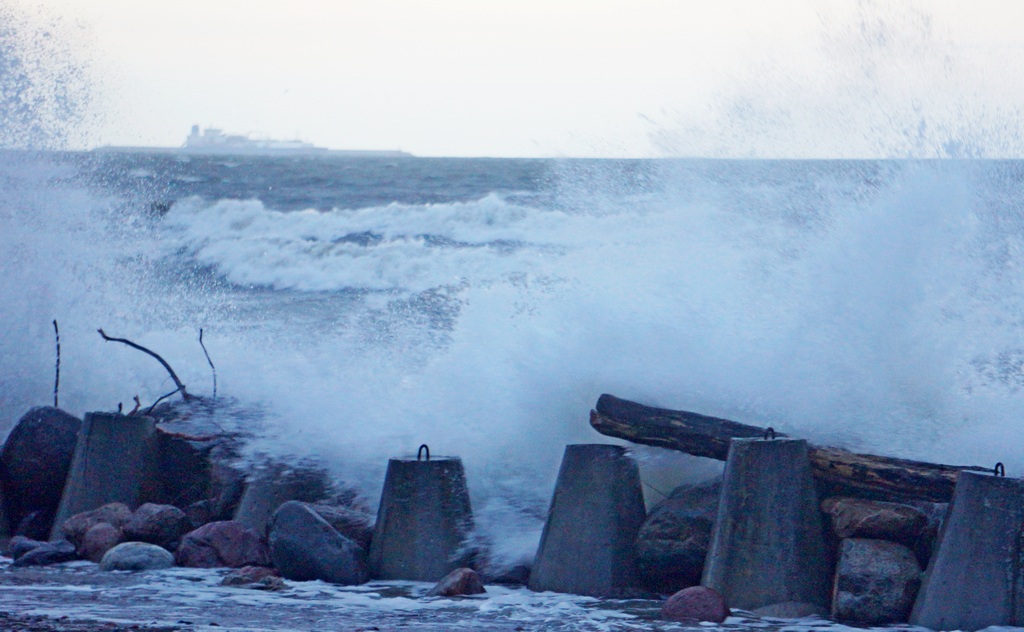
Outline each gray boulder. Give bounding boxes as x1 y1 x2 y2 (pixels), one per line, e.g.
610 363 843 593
821 497 927 546
306 503 374 550
11 540 76 566
124 503 192 551
233 463 336 536
0 407 81 533
8 535 46 560
268 500 366 585
99 541 174 571
635 478 720 593
62 502 132 549
831 538 921 624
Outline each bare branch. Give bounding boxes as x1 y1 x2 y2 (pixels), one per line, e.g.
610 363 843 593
53 320 60 408
97 328 192 401
145 388 182 415
199 328 217 399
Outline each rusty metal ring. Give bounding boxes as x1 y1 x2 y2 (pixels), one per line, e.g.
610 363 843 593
995 462 1006 477
418 444 430 461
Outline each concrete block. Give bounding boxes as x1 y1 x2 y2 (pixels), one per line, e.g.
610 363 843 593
529 444 646 597
702 438 831 610
49 413 158 540
369 454 474 581
910 471 1024 631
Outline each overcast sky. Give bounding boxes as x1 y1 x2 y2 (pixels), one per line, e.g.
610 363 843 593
10 0 1024 157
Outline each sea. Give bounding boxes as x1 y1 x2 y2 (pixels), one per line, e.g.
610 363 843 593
3 150 1024 629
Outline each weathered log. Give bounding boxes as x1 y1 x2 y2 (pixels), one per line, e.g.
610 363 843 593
590 394 994 503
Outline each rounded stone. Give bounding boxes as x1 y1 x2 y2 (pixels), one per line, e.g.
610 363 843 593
79 522 125 562
268 500 366 585
175 520 270 568
661 586 730 623
99 542 174 572
124 503 192 550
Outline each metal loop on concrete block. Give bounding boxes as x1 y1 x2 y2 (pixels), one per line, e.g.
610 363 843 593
764 427 776 440
994 462 1006 477
417 444 430 461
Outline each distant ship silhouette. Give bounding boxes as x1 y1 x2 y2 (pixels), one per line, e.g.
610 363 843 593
94 125 412 157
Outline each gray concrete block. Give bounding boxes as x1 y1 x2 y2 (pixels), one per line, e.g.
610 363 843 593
49 413 158 540
529 444 646 597
910 471 1024 631
369 455 474 581
702 438 831 610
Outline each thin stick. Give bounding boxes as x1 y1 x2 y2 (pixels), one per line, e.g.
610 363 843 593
97 329 191 400
199 328 217 399
145 388 181 415
53 320 60 408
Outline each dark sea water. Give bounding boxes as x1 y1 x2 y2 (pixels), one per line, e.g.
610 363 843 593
3 152 1024 628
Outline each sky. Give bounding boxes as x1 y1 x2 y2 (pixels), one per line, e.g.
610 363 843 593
7 0 1024 157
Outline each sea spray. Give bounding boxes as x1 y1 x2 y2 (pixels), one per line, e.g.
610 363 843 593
7 155 1024 572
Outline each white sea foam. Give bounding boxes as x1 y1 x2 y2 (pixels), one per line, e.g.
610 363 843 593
0 558 924 630
161 193 573 292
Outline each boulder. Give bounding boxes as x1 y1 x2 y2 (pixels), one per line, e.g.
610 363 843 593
79 522 124 562
268 500 366 585
209 464 246 521
11 540 76 566
221 565 280 586
99 542 174 572
426 567 486 597
821 497 927 546
306 503 374 550
8 535 46 560
661 586 730 623
62 503 132 549
233 464 336 536
174 520 270 568
636 478 720 593
185 500 214 528
0 407 81 532
831 538 921 624
124 503 192 551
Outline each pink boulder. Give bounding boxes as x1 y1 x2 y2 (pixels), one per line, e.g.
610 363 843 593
124 503 192 550
174 520 270 568
426 567 486 597
79 522 125 563
62 503 132 549
662 586 730 623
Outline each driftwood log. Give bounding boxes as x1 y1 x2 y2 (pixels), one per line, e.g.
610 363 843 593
590 394 995 503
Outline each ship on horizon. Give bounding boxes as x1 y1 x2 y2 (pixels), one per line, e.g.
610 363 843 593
93 125 412 157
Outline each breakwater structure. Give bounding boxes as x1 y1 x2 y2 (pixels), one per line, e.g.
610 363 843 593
0 394 1021 629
